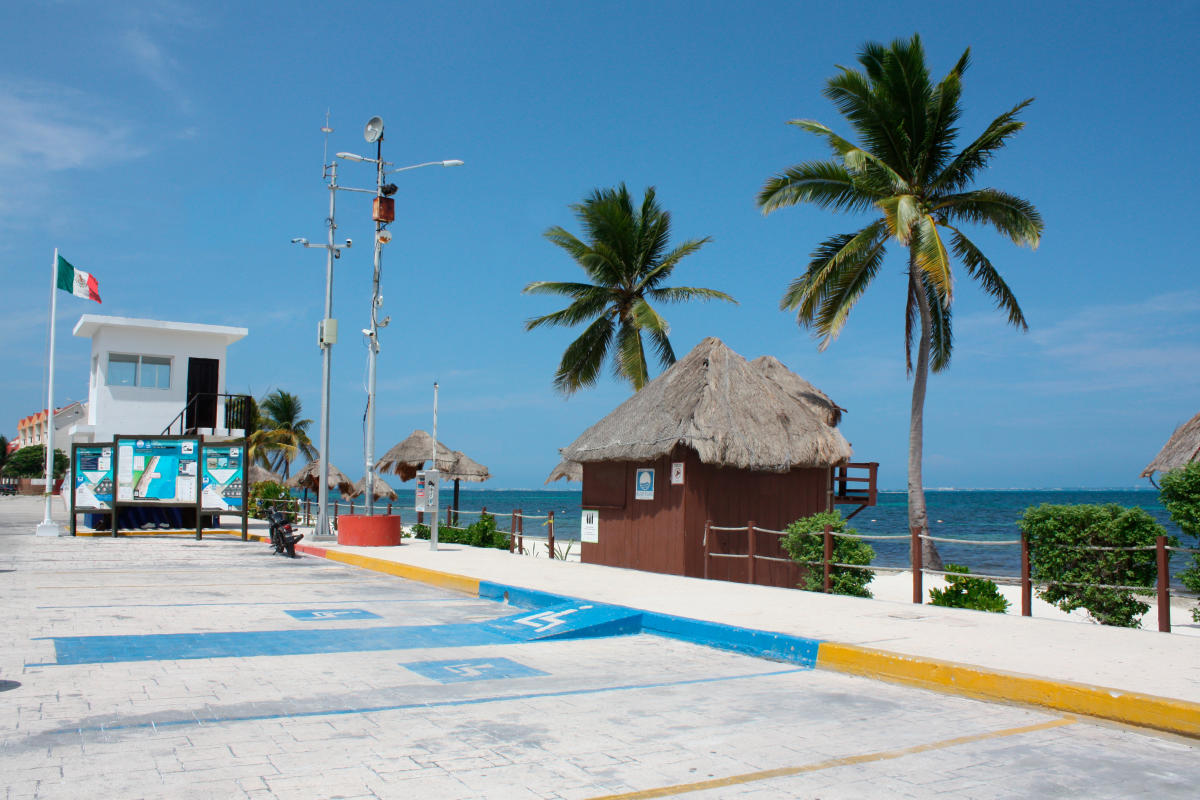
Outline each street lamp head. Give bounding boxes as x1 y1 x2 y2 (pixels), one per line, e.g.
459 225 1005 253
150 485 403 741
336 152 368 162
291 237 308 245
364 116 384 144
442 160 464 167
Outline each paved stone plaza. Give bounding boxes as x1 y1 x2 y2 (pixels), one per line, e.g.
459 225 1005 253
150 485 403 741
2 497 1197 798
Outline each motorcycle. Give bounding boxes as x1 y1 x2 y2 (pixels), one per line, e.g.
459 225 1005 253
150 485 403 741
268 511 304 558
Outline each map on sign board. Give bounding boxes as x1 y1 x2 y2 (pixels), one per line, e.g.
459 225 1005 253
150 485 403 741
116 438 198 503
201 445 244 510
74 446 114 510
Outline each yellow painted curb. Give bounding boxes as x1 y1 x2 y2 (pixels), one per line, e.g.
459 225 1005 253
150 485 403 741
74 530 246 537
319 549 481 596
817 641 1200 738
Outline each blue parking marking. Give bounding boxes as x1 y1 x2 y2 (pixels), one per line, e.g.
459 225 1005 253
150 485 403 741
285 609 381 620
402 657 547 684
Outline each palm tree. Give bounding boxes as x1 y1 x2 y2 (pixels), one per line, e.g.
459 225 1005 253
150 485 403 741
258 390 317 480
757 35 1042 568
524 184 736 394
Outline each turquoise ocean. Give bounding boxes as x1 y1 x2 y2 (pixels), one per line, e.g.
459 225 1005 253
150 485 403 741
305 488 1189 580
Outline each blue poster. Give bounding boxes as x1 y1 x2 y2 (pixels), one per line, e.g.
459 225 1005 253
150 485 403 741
201 444 244 510
74 445 113 509
116 438 198 503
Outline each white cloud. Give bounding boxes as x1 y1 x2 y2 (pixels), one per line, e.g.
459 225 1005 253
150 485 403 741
0 83 146 170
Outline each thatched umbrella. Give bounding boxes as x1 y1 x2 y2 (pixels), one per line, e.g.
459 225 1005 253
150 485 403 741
1142 411 1200 480
348 473 398 504
287 458 355 496
441 450 491 521
376 430 456 481
560 337 852 471
247 463 283 485
545 459 582 484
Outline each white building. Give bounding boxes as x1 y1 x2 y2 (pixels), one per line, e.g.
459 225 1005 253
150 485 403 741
69 315 248 443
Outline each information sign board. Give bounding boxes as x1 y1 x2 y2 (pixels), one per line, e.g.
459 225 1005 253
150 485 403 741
200 444 244 510
581 509 599 543
635 467 655 501
74 445 114 510
416 470 440 512
115 437 199 504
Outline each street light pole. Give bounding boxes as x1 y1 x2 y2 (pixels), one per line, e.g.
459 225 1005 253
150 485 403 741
292 159 350 540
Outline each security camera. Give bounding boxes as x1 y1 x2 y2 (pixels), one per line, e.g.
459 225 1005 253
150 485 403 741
374 295 384 307
345 238 353 248
361 328 374 336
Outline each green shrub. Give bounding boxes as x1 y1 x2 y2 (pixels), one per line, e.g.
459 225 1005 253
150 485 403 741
3 445 68 478
781 511 875 598
1019 503 1174 627
928 564 1010 613
1158 463 1200 621
248 481 298 523
408 514 509 550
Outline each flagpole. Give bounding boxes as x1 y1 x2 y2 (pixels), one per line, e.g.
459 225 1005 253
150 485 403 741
36 248 62 536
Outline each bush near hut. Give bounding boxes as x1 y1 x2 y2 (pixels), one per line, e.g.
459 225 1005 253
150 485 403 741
928 564 1010 613
1157 463 1200 621
249 481 298 523
410 513 509 550
781 511 875 598
1019 503 1173 628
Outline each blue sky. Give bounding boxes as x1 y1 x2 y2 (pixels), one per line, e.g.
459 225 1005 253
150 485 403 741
3 1 1198 490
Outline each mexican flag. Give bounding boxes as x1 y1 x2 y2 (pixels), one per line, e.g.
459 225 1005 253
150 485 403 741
55 254 101 303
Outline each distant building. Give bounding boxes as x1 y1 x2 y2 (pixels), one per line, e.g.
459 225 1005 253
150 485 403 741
15 402 87 450
68 315 248 443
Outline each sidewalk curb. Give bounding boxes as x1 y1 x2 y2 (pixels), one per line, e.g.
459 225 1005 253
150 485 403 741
287 540 1200 738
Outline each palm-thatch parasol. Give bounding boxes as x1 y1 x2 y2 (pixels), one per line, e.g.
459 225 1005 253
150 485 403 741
247 463 283 485
560 337 852 471
376 430 457 481
287 458 355 496
348 473 399 503
1142 411 1200 480
441 450 490 520
545 459 582 484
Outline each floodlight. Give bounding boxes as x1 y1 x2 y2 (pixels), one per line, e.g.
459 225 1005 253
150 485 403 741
364 116 384 143
442 160 464 167
337 152 367 162
291 237 308 245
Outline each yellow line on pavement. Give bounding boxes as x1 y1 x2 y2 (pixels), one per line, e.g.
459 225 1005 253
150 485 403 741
816 642 1200 738
318 549 481 596
586 717 1077 799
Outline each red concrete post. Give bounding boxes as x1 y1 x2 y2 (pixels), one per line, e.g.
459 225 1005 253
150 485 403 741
1157 535 1171 633
1021 533 1032 617
822 524 833 593
747 521 757 585
548 510 556 559
911 526 923 604
703 520 711 580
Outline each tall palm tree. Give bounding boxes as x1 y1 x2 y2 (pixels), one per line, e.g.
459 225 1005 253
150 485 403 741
524 184 736 394
757 35 1042 568
258 390 316 480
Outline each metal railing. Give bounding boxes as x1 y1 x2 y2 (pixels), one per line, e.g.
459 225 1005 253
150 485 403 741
162 393 252 436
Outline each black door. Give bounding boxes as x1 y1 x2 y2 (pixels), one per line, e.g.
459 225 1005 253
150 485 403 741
186 357 220 431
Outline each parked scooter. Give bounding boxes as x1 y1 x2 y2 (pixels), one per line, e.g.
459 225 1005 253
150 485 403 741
268 511 304 558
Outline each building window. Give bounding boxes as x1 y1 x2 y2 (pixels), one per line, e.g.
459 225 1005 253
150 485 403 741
106 354 172 389
108 354 138 386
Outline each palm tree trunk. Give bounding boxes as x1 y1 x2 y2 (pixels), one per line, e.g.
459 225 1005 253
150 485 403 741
908 266 945 572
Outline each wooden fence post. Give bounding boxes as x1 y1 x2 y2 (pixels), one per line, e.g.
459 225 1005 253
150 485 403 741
911 526 923 604
518 509 524 554
1157 535 1171 633
387 501 392 514
747 520 757 585
548 510 556 559
703 520 711 580
446 504 452 528
418 509 424 526
509 510 516 553
1021 532 1032 617
822 524 833 593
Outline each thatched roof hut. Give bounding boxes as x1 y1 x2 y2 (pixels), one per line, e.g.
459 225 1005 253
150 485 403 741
376 430 457 481
545 459 583 484
247 463 282 485
561 337 852 471
442 450 490 483
348 473 398 501
287 459 355 496
1142 411 1200 478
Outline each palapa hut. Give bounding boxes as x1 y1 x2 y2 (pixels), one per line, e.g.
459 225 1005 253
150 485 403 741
1142 411 1200 480
287 459 355 496
559 337 876 588
348 473 399 503
377 430 491 515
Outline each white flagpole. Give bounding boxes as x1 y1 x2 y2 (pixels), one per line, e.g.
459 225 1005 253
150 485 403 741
36 248 62 536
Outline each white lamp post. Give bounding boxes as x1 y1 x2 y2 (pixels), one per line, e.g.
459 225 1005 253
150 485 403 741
334 116 462 515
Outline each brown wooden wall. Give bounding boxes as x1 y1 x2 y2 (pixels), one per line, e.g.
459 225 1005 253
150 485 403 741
580 446 831 589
